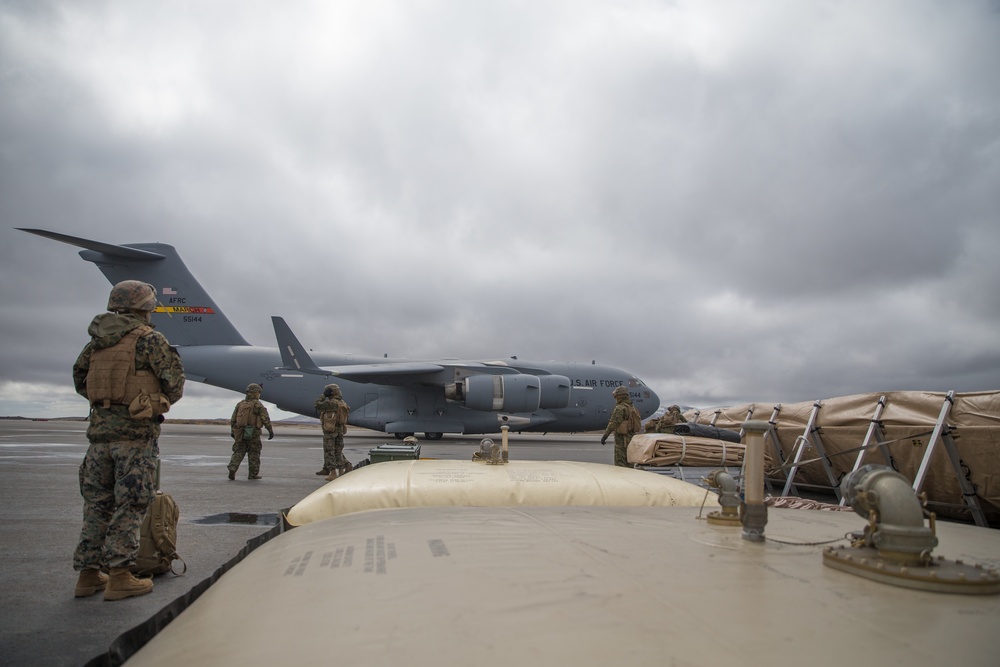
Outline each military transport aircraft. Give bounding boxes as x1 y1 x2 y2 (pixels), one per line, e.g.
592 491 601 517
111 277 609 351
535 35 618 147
20 228 660 439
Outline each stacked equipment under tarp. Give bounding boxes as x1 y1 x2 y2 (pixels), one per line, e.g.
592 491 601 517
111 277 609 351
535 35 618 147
685 390 1000 526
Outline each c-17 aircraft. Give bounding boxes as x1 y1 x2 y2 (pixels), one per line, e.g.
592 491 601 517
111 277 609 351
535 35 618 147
20 228 660 439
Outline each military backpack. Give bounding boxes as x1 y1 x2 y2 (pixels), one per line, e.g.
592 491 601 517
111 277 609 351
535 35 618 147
133 490 187 577
627 405 643 433
320 400 350 432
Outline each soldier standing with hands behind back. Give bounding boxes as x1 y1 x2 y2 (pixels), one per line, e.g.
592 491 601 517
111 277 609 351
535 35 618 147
228 383 273 480
72 280 185 601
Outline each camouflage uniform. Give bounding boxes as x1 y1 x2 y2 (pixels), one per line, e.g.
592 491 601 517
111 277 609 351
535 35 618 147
71 285 185 576
601 386 638 467
228 384 273 479
314 384 350 474
657 405 687 434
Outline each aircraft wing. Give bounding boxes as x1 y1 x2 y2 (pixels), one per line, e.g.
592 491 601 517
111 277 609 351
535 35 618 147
271 317 441 383
274 317 531 386
326 359 537 384
324 362 447 381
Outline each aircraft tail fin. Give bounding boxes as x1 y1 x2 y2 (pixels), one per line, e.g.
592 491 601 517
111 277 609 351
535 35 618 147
18 228 249 347
272 316 324 372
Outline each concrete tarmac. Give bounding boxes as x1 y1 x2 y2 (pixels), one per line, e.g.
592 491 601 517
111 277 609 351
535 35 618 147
0 419 612 666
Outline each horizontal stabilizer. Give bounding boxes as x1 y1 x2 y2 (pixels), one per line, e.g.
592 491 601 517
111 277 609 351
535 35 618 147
20 228 248 347
17 228 166 261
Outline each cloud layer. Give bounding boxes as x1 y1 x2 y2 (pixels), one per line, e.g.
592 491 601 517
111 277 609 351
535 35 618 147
2 0 998 419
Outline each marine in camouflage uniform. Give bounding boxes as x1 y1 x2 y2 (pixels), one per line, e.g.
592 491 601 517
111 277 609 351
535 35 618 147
72 280 185 601
314 383 350 475
228 383 273 480
600 386 638 467
657 405 687 434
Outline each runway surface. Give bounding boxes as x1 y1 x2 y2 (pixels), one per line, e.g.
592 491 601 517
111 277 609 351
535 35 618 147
0 419 614 666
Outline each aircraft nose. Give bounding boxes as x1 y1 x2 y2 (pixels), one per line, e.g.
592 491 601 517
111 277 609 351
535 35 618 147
640 385 661 417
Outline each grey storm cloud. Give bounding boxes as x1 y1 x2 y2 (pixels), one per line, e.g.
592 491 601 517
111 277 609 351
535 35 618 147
1 0 998 419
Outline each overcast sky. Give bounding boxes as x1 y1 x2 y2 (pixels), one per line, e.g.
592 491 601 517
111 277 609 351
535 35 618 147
1 0 998 420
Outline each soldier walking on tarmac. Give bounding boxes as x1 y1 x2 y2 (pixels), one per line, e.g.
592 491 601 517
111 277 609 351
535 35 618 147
72 280 185 601
228 383 273 480
600 386 642 467
315 383 351 477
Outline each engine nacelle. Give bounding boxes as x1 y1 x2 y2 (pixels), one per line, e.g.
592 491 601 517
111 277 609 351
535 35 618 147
467 374 540 412
445 374 572 413
537 374 571 409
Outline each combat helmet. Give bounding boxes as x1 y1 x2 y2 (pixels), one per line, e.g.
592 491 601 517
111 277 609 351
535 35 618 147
612 386 629 398
323 384 342 398
246 383 262 396
402 435 419 445
107 280 157 313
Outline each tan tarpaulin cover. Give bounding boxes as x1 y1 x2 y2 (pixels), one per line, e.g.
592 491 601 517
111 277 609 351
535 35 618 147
124 506 1000 667
285 459 718 526
627 432 776 469
686 390 1000 525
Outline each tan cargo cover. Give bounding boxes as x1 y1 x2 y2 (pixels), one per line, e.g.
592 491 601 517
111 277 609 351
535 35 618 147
686 390 1000 525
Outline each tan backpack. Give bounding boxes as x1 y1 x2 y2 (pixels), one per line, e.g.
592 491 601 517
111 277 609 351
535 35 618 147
234 399 260 428
627 405 643 433
133 491 186 577
320 400 349 431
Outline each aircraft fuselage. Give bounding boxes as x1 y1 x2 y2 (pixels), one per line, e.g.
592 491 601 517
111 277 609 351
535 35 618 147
179 346 658 436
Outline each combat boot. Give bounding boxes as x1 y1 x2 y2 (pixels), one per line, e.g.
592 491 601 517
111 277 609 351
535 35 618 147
104 568 153 601
74 569 108 597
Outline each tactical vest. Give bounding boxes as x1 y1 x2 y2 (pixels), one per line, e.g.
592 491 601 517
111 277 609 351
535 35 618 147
86 326 162 409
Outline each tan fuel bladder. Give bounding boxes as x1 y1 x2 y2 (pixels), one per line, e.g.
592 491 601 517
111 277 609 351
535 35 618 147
125 505 1000 667
285 459 718 526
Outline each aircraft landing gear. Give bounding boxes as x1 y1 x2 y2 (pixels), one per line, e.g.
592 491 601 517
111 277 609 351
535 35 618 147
393 432 414 440
424 432 443 441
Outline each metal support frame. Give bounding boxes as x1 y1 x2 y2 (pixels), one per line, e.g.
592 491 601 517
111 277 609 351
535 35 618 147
736 406 754 439
752 404 786 495
839 395 894 506
780 401 842 501
762 404 787 465
912 391 987 527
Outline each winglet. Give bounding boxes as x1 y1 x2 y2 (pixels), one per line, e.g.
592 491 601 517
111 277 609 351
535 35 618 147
272 316 323 372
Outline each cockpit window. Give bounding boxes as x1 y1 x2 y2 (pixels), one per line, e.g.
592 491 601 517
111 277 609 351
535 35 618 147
628 377 645 388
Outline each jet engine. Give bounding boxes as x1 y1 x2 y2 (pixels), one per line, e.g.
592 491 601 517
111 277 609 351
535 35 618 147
536 374 572 409
445 374 572 412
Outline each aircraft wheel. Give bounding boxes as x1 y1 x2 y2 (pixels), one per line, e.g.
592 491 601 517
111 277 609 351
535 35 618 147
424 432 443 441
394 433 404 440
